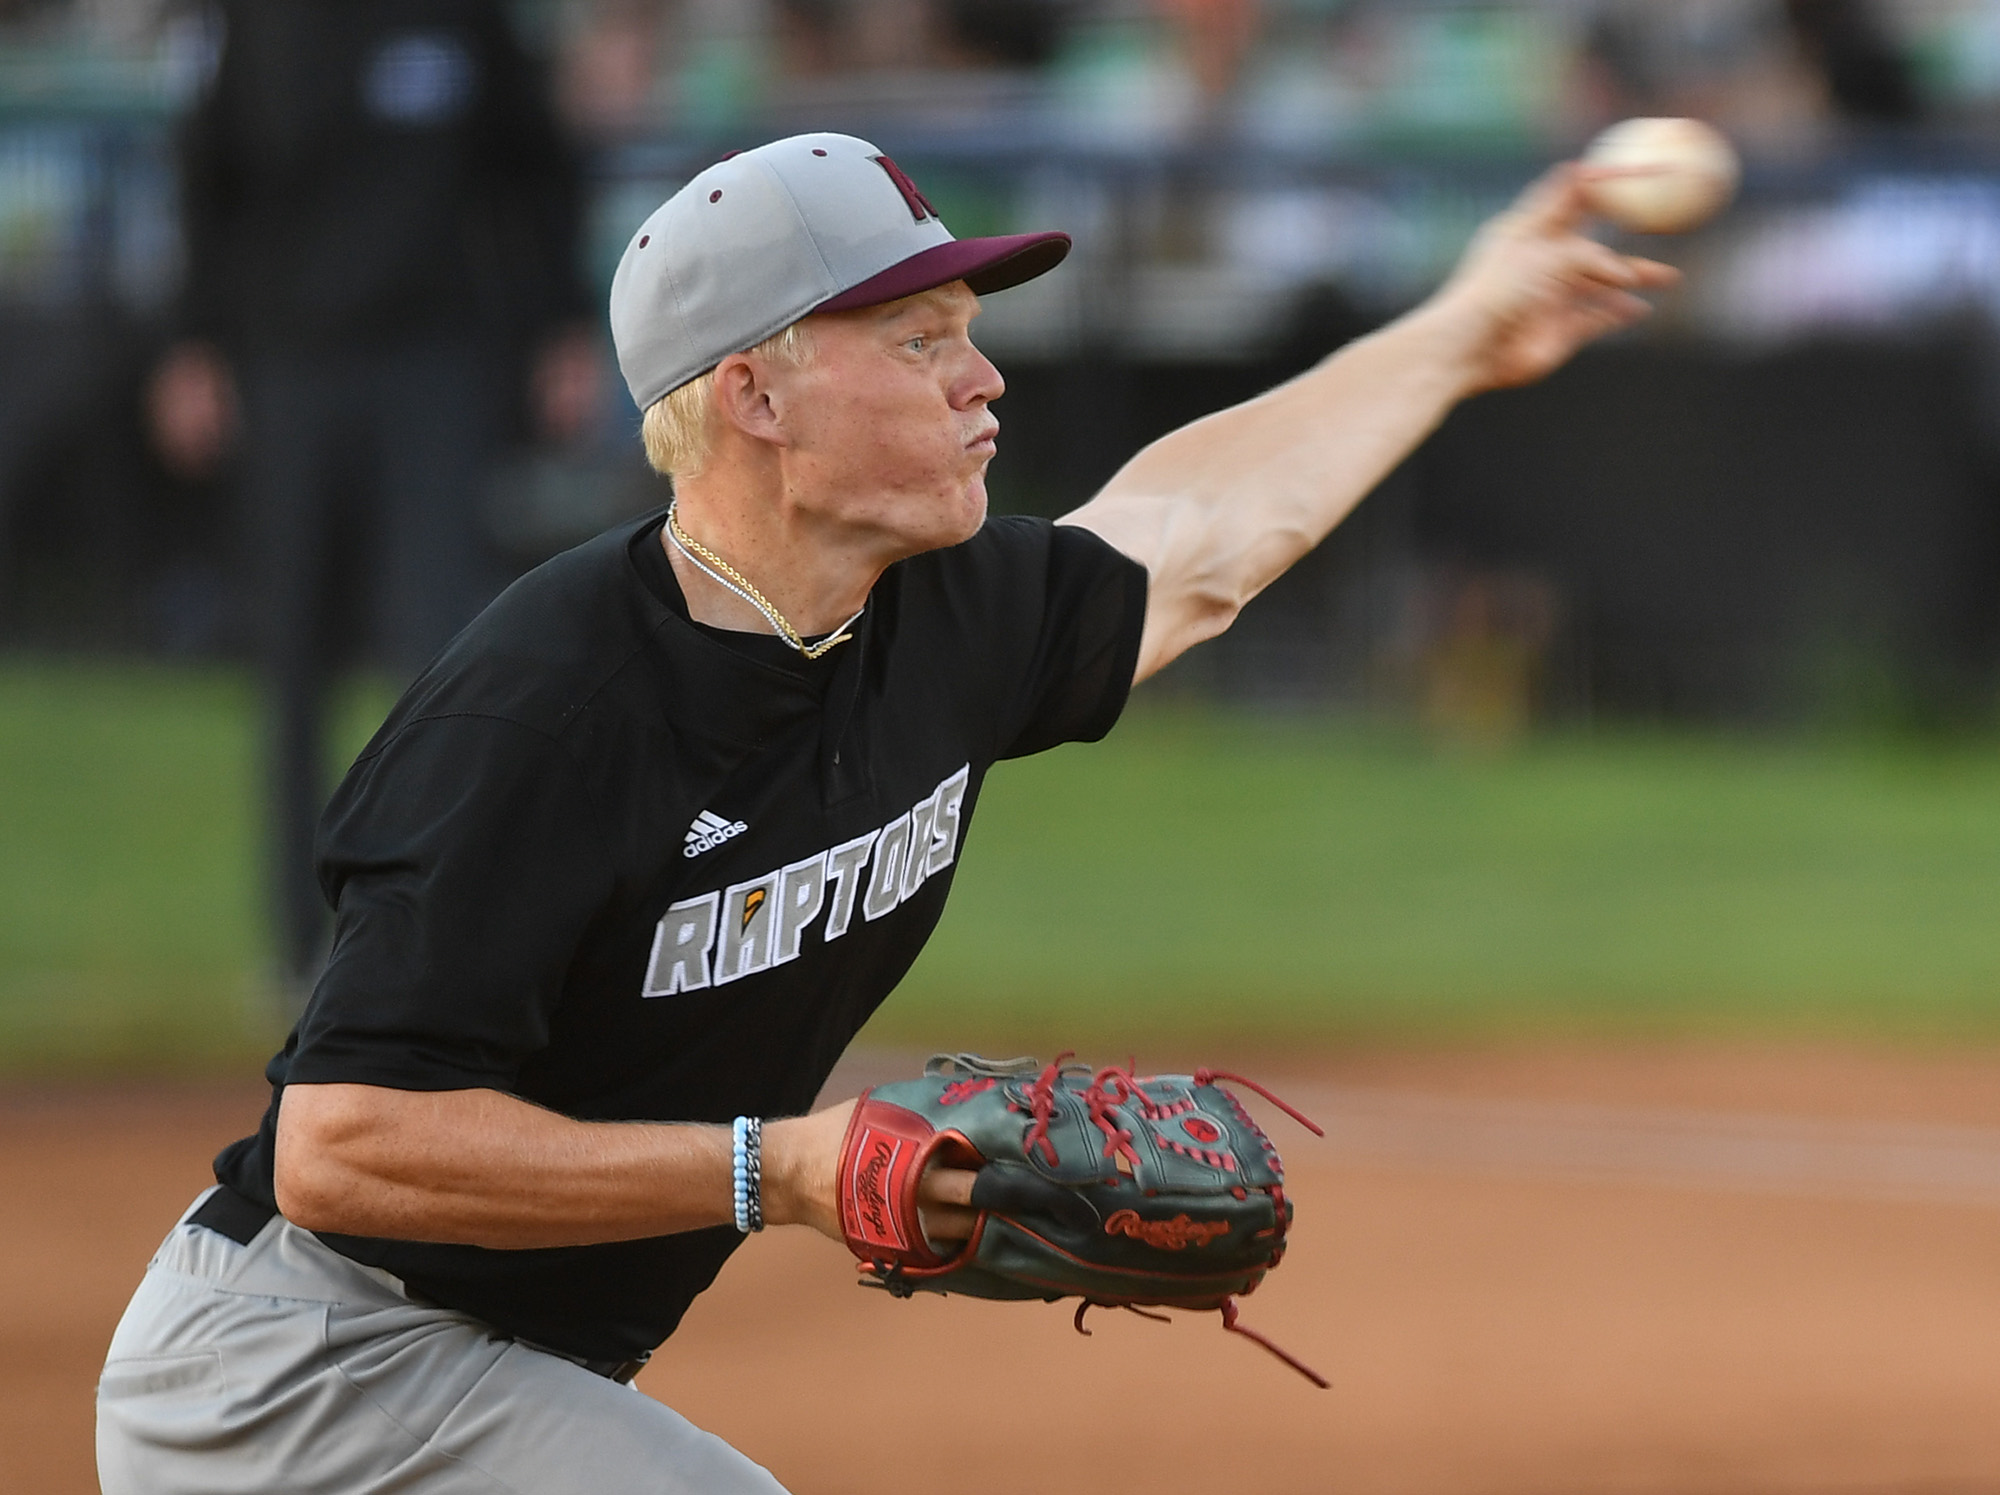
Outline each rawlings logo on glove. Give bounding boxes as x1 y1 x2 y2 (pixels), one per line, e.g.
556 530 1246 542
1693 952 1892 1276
837 1105 948 1265
848 1134 905 1247
835 1052 1328 1386
1103 1209 1230 1249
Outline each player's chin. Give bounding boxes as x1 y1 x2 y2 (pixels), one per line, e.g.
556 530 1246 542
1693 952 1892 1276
935 475 989 545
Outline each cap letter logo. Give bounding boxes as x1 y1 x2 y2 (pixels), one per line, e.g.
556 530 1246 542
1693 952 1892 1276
871 155 937 223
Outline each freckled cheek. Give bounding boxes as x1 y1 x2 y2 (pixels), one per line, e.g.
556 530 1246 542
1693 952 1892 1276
863 418 974 487
800 376 964 482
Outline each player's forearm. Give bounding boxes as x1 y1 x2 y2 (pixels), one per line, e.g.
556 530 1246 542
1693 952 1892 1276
273 1082 837 1249
1062 298 1484 679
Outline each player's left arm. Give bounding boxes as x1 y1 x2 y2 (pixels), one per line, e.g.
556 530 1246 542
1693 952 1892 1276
1060 164 1679 683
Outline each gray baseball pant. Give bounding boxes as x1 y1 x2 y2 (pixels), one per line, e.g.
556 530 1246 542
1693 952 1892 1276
96 1189 790 1494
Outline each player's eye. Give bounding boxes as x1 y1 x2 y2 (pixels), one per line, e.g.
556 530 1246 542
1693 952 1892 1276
904 336 926 352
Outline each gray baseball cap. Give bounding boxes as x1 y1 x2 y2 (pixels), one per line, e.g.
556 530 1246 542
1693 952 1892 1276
609 132 1070 410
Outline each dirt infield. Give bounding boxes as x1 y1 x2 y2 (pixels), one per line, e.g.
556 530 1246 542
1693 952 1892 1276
9 1045 2000 1494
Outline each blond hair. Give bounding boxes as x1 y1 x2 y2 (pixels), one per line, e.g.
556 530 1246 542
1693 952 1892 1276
640 321 816 480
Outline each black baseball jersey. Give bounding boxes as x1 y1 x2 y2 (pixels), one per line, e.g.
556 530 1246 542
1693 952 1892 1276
213 510 1146 1362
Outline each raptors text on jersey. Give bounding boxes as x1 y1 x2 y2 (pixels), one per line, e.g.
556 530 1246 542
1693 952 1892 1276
641 764 970 996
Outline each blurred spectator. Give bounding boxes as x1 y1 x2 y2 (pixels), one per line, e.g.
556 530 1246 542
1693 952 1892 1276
771 0 933 73
0 0 61 31
1574 0 1825 145
1416 568 1559 751
557 0 673 137
938 0 1073 69
554 0 1078 139
772 0 853 77
1154 0 1259 112
148 0 594 992
766 0 1078 91
1782 0 1922 124
1575 0 1920 143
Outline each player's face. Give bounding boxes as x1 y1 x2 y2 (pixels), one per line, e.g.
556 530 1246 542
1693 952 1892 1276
776 283 1004 556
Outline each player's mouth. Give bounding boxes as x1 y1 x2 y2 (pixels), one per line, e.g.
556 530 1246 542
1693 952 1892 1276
965 422 999 458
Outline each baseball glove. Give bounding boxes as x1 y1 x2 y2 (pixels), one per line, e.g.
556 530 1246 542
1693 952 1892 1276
836 1052 1327 1385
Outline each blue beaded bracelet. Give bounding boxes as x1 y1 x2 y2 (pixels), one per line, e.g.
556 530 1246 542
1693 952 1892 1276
731 1115 764 1233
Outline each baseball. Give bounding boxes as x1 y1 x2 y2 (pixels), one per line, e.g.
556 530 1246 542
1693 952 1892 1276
1580 117 1740 234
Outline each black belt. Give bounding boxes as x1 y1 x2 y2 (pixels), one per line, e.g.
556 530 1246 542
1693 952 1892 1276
187 1185 649 1385
588 1355 649 1385
188 1183 278 1245
522 1339 652 1385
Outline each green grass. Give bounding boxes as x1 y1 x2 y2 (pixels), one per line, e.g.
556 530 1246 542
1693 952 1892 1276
0 662 266 1072
877 710 2000 1048
3 661 1998 1073
0 662 390 1075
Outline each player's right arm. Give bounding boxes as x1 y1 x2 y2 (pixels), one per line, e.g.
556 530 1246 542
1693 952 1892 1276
282 709 976 1254
1059 164 1679 684
274 1082 975 1248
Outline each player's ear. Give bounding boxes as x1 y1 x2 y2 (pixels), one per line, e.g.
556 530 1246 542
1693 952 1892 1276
709 353 792 450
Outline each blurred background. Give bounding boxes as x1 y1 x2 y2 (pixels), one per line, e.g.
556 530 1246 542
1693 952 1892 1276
4 0 1999 1063
6 5 2000 1492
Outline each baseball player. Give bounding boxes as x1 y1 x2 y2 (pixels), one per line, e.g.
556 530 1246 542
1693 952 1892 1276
97 134 1673 1493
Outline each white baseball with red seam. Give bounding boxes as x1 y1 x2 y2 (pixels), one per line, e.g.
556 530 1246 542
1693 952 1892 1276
1580 117 1740 234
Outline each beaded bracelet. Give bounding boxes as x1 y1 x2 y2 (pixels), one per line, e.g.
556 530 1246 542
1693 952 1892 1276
731 1115 764 1233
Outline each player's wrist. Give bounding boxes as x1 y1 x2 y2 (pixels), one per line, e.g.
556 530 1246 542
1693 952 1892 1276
757 1107 847 1239
1398 288 1503 401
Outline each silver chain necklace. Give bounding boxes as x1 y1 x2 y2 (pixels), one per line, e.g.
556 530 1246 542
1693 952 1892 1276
664 499 863 660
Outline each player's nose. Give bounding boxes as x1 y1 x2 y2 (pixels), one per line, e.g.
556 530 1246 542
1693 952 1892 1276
953 343 1004 409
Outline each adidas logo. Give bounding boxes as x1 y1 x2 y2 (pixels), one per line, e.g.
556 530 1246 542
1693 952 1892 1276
683 809 748 859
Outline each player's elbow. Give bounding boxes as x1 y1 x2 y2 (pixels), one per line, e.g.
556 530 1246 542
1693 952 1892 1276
1184 578 1247 642
1166 515 1320 661
272 1147 346 1235
272 1083 385 1233
1138 575 1245 680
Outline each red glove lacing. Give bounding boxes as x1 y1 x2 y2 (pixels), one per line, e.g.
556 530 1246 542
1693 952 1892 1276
1070 1298 1329 1388
1022 1058 1325 1166
1021 1057 1331 1388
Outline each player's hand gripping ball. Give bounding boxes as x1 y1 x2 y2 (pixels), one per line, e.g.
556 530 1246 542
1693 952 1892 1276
1581 117 1740 234
836 1053 1329 1384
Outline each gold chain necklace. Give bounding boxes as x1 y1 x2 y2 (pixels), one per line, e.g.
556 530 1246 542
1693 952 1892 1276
665 500 862 660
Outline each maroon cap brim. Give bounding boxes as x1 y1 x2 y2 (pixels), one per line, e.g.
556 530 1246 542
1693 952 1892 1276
816 231 1071 313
